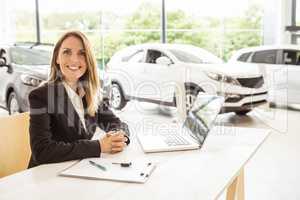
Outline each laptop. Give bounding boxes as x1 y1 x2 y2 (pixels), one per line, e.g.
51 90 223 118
137 93 224 153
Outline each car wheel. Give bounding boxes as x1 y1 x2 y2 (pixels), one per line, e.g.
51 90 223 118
185 88 199 112
110 83 127 110
235 109 251 115
8 92 21 115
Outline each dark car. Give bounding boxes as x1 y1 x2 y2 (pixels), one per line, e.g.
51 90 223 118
0 44 51 114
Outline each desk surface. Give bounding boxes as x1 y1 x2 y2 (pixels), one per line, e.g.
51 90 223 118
0 125 269 200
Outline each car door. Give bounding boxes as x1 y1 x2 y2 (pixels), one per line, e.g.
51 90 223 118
136 49 177 103
110 48 146 98
281 49 300 104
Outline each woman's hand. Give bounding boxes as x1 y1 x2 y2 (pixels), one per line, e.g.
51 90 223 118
99 130 127 154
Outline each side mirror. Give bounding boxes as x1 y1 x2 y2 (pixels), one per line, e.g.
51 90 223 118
0 57 6 66
155 56 172 66
0 57 12 73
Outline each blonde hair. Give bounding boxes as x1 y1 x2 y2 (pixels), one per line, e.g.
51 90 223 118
49 31 100 116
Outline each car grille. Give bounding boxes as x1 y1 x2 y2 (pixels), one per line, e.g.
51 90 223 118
237 76 264 88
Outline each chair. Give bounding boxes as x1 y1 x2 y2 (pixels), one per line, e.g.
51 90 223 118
0 112 31 178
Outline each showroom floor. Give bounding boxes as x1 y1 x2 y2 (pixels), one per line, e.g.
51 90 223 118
1 102 299 199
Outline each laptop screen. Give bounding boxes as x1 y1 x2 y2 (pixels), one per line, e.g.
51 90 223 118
184 95 224 146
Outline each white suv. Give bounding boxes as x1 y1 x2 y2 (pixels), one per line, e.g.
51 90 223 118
106 43 268 115
229 45 300 105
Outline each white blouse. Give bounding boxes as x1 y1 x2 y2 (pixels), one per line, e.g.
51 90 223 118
63 82 87 131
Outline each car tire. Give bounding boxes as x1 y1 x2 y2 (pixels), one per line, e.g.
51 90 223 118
110 83 127 110
8 92 21 115
235 109 251 115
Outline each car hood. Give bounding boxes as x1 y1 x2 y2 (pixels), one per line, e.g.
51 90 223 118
14 64 50 80
186 62 262 78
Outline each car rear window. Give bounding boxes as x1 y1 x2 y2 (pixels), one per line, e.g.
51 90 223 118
10 47 51 65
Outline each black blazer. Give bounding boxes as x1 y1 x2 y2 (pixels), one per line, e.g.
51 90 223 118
28 82 130 168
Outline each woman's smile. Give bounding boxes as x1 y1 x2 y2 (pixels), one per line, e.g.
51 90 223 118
66 65 82 71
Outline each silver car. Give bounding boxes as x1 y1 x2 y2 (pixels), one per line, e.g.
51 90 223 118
229 45 300 106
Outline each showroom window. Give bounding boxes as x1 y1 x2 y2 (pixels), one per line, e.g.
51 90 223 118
287 0 300 44
14 0 263 66
166 0 263 61
14 0 36 42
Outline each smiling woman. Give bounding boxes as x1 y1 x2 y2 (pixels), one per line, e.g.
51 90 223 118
48 31 100 116
28 31 130 168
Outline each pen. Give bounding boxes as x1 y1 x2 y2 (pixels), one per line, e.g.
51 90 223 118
89 160 107 171
112 162 132 167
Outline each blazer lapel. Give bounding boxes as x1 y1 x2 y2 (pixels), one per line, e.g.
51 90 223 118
82 97 97 138
56 82 88 138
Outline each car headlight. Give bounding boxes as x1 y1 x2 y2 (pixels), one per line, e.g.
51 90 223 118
20 74 43 87
206 72 240 86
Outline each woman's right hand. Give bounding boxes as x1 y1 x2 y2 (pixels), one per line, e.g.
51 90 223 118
99 131 127 154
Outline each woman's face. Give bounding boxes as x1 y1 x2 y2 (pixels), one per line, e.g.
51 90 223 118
56 36 87 84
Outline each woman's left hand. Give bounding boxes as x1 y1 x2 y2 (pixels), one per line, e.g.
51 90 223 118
108 130 127 153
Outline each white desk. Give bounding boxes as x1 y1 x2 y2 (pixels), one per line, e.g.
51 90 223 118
0 126 269 200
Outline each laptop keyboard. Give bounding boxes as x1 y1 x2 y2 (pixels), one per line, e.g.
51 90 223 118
163 134 191 146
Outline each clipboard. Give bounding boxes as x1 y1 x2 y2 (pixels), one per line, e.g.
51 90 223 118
59 158 157 183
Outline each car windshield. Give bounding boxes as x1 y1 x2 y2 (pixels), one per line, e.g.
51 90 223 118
169 47 223 64
10 47 51 65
